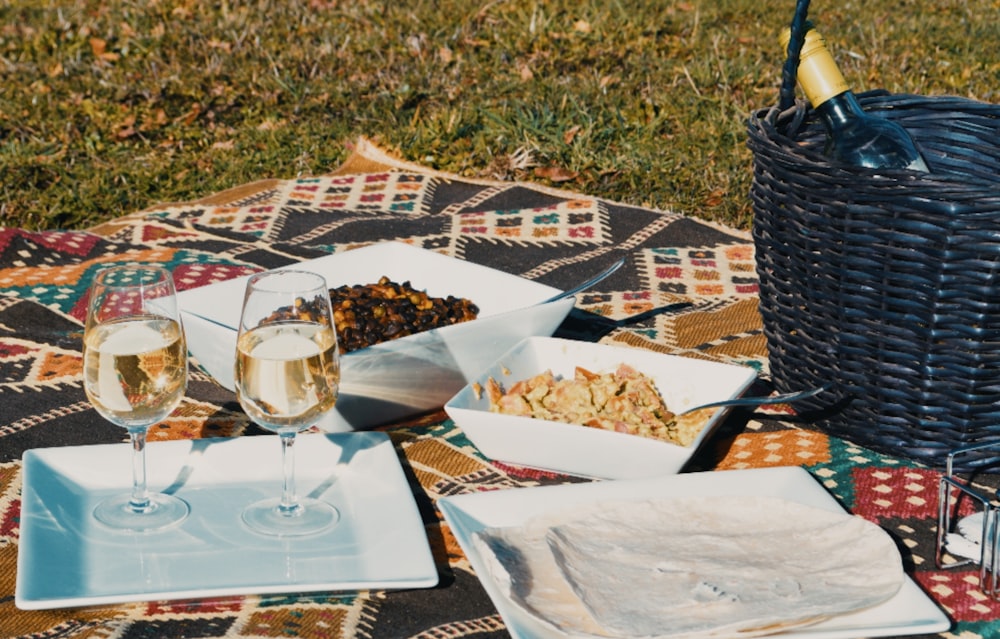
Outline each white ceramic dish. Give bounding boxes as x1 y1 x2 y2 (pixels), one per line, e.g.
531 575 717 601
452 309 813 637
444 336 757 479
16 433 437 610
177 242 575 432
438 466 951 639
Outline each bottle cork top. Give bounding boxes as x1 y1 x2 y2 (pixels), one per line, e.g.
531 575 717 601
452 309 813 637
780 27 850 107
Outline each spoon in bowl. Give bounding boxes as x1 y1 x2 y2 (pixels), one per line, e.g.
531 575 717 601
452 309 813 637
539 258 627 304
678 384 831 416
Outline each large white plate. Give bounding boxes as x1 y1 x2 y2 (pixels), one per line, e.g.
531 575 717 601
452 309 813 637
439 466 951 639
16 433 438 610
177 242 575 432
445 337 758 479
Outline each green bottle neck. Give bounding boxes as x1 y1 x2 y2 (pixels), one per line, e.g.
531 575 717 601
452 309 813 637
814 91 865 129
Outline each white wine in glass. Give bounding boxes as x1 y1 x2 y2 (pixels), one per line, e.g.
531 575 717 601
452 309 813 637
83 264 190 532
234 270 341 536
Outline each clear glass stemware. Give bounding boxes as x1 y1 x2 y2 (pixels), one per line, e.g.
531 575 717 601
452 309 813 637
83 264 190 532
234 270 342 536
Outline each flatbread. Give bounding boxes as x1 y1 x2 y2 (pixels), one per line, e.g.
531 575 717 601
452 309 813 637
473 495 904 638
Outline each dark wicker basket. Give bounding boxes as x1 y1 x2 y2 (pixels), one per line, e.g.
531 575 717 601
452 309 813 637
749 8 1000 470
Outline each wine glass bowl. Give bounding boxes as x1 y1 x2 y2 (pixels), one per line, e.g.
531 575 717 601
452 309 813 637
83 264 190 532
234 270 341 536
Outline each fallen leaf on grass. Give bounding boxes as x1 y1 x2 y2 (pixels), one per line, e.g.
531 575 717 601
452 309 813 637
140 109 169 132
33 149 67 164
115 114 137 139
563 125 581 145
704 187 727 207
534 166 578 182
207 38 232 52
89 37 120 62
176 105 202 126
257 119 284 131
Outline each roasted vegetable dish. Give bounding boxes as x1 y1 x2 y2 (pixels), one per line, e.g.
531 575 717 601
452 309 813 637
268 276 479 353
485 364 709 447
329 276 479 352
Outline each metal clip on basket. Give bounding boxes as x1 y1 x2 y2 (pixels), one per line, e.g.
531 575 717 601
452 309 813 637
748 0 1000 471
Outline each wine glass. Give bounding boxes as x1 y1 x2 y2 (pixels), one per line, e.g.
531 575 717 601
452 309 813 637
234 270 341 536
83 264 190 532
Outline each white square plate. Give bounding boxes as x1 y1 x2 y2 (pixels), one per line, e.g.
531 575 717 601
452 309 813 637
177 242 575 432
438 466 951 639
16 432 437 610
444 336 758 479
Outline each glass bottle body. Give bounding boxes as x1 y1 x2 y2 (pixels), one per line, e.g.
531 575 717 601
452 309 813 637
816 92 929 172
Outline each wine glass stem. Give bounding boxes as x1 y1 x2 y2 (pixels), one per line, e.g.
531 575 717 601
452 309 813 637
128 427 152 513
279 432 301 517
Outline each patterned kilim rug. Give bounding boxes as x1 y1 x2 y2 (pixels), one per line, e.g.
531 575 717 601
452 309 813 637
0 138 997 638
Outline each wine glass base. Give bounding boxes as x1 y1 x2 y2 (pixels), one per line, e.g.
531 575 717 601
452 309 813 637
93 493 190 532
242 497 339 537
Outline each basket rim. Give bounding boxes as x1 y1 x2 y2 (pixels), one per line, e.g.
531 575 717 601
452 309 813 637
748 91 1000 194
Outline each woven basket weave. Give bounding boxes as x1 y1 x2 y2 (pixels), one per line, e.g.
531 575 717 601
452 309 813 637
748 14 1000 470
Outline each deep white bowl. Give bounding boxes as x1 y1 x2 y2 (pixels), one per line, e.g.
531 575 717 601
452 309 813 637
178 242 575 431
444 336 757 479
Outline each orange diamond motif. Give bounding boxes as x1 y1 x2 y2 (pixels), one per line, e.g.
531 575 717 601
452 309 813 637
715 429 831 470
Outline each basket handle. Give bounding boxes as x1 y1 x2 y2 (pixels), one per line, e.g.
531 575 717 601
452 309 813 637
778 0 813 111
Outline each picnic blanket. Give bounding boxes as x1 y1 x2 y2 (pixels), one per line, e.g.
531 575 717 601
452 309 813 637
0 138 996 638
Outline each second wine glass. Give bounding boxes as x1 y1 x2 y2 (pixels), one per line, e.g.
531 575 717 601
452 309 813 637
234 270 342 536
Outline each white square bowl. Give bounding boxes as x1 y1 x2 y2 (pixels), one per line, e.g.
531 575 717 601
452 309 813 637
444 337 757 479
177 242 575 432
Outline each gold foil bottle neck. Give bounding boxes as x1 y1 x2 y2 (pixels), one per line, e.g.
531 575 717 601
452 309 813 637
780 27 850 107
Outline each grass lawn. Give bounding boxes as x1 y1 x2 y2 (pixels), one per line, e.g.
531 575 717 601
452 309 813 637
1 0 995 231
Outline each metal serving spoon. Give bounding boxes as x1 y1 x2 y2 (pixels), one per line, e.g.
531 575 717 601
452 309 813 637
539 258 627 304
678 384 831 416
538 260 828 415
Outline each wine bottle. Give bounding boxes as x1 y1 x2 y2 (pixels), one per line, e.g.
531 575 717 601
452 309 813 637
781 27 929 172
